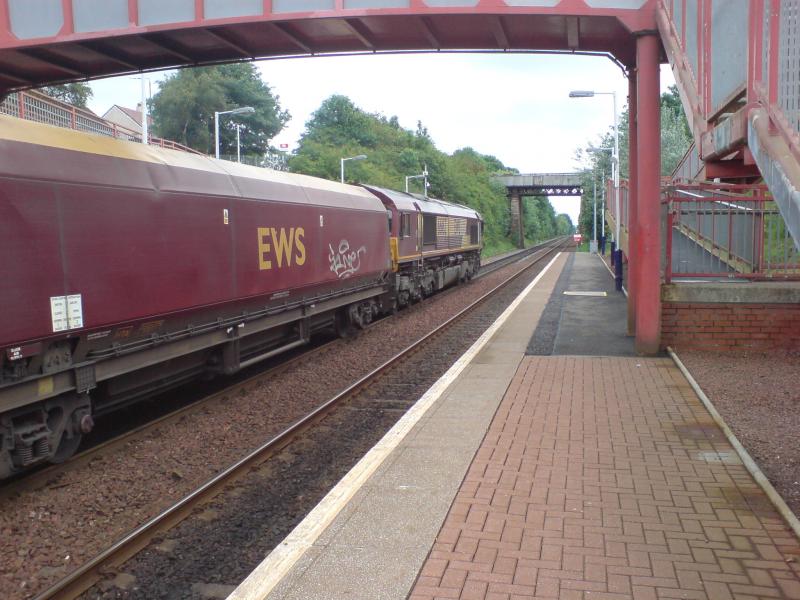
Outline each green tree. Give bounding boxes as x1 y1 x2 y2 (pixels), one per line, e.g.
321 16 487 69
574 84 693 238
149 64 289 156
289 95 567 256
555 214 575 236
38 83 92 108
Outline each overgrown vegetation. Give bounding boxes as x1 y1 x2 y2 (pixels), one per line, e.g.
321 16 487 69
290 95 573 255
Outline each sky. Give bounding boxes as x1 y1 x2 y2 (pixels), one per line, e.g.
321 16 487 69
88 54 675 226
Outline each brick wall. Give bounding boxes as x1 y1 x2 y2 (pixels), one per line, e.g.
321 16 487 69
661 302 800 351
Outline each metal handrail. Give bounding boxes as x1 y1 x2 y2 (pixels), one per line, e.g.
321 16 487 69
0 89 202 155
663 184 800 281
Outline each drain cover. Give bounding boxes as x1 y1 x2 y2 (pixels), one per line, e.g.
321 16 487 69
563 291 608 297
695 451 741 464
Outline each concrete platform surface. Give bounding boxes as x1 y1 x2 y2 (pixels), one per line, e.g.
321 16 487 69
528 253 634 357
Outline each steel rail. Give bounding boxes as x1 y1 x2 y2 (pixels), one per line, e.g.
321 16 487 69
0 336 341 498
34 237 568 600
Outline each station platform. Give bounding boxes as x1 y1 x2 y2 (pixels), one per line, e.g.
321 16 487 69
229 252 800 600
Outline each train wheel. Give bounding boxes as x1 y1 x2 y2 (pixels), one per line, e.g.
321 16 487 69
335 310 357 338
50 430 82 463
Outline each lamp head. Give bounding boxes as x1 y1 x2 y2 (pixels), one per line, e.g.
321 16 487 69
230 106 255 115
569 90 595 98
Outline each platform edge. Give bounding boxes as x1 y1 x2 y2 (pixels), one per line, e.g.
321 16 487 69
226 253 563 600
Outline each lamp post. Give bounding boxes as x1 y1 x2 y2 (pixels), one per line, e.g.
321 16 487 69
601 168 606 252
215 106 255 160
592 174 597 254
340 154 367 183
140 74 148 145
570 89 622 290
405 165 429 196
235 124 241 163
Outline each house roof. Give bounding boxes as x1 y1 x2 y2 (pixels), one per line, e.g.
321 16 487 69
103 104 153 127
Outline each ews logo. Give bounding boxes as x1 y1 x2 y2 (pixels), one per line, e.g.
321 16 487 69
258 227 307 270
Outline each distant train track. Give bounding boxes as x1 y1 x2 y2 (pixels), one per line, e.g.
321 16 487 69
33 236 568 600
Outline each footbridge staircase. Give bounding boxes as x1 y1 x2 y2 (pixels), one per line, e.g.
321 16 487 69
659 1 800 253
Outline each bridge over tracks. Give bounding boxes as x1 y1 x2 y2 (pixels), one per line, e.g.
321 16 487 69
493 173 583 248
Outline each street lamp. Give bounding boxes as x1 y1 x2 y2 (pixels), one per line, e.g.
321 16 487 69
570 89 621 290
140 74 148 145
340 154 367 183
405 165 429 196
215 106 255 160
235 124 241 163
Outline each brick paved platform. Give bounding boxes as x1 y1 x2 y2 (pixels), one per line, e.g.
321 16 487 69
409 356 800 600
231 253 800 600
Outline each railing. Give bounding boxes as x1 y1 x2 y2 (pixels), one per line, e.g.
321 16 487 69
0 89 202 155
664 183 800 282
670 142 703 183
219 153 289 172
658 1 800 252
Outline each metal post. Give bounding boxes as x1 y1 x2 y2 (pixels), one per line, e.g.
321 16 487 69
340 158 345 183
634 33 662 355
601 169 606 239
141 74 148 145
590 173 598 253
236 124 241 163
215 112 220 160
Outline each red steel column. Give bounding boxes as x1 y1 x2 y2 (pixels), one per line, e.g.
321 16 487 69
627 69 638 336
634 33 661 355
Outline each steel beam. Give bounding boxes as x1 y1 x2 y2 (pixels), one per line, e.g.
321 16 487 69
634 33 661 355
700 106 749 163
342 19 376 51
204 28 254 58
488 16 510 50
509 191 524 249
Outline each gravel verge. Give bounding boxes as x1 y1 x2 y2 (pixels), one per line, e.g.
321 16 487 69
678 350 800 517
0 249 552 599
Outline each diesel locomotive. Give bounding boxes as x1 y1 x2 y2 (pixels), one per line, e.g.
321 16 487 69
0 115 482 479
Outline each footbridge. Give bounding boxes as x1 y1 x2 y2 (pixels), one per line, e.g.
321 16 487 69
1 0 799 354
493 172 583 248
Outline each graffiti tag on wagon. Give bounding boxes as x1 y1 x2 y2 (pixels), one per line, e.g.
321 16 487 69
329 240 367 279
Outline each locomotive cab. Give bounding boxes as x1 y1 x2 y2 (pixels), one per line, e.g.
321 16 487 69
362 185 483 308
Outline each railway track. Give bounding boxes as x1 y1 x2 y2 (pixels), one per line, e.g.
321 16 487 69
0 335 341 500
1 243 540 497
30 237 569 600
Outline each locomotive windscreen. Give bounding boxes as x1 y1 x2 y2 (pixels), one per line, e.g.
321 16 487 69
423 215 437 245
